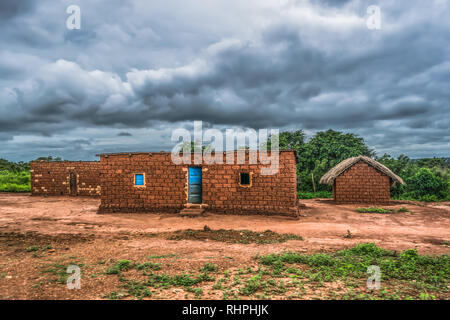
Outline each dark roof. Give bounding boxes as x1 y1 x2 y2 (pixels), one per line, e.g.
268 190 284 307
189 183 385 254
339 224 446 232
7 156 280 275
96 150 299 164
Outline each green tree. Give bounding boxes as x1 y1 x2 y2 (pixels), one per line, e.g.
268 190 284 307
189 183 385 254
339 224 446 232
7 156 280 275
267 130 306 151
34 156 63 162
298 130 374 192
406 168 448 200
376 154 418 197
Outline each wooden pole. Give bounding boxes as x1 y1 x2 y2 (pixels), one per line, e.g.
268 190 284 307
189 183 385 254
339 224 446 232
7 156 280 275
311 172 316 195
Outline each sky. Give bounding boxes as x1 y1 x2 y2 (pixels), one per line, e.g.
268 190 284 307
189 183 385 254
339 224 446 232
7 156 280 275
0 0 449 162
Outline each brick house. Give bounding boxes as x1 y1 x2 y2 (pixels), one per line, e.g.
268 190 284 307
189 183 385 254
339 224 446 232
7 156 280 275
319 156 405 204
97 150 299 217
30 161 101 196
31 150 299 217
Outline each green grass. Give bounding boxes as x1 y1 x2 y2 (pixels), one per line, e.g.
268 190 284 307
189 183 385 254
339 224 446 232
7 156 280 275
147 254 177 259
259 243 449 287
356 207 410 214
392 194 450 202
106 260 133 274
298 191 333 199
136 262 162 271
40 261 84 284
200 263 218 273
25 244 53 252
145 272 215 289
25 245 39 252
0 171 30 192
103 244 449 300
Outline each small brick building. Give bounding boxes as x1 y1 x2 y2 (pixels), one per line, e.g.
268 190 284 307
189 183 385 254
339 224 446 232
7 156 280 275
97 150 299 217
30 161 101 197
31 150 299 217
319 156 404 204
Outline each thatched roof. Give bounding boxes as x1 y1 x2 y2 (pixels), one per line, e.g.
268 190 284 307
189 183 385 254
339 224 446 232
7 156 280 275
319 156 405 186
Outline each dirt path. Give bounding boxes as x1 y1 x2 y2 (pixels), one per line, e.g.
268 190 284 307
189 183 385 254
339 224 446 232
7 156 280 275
1 194 448 254
0 194 448 299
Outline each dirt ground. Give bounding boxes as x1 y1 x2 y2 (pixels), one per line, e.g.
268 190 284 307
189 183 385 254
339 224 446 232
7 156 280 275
0 193 449 299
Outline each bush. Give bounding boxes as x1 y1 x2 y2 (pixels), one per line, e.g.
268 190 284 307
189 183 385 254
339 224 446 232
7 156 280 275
0 171 31 192
406 168 448 200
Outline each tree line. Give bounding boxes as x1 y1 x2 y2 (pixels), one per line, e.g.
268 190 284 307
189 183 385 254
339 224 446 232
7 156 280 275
270 129 450 201
1 130 449 201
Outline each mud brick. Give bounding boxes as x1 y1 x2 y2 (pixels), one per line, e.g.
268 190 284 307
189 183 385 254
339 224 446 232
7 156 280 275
333 161 391 204
31 161 101 197
97 150 298 217
31 151 299 217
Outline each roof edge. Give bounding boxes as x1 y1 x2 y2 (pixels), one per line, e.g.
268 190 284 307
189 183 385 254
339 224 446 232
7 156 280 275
96 149 299 164
319 156 405 186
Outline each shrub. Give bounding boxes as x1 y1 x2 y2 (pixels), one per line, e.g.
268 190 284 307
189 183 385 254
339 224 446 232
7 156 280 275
0 171 31 192
406 168 448 200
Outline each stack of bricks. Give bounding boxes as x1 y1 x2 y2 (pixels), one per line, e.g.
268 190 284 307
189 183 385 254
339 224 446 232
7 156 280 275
333 161 391 204
30 161 101 197
98 151 298 217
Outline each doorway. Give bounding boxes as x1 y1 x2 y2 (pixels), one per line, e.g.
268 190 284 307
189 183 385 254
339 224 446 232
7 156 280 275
188 167 202 204
69 172 77 196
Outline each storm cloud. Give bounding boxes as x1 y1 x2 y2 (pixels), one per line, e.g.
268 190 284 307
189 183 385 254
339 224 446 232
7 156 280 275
0 0 449 161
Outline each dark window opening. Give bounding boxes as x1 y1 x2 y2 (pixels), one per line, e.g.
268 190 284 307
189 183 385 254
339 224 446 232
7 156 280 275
240 172 250 186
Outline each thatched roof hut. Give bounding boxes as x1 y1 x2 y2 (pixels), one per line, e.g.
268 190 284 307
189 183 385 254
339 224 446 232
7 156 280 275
319 156 405 186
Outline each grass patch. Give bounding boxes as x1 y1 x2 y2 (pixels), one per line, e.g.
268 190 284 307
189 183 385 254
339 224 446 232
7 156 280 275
298 191 332 199
168 228 302 244
259 243 449 287
103 244 449 300
26 245 39 252
136 262 162 271
146 272 215 289
119 280 153 299
200 263 218 273
356 207 410 214
40 261 84 284
147 254 177 259
106 260 133 275
26 244 53 252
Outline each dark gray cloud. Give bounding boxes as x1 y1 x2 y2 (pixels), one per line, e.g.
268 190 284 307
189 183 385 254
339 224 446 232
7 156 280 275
0 0 36 20
0 0 449 161
117 132 132 136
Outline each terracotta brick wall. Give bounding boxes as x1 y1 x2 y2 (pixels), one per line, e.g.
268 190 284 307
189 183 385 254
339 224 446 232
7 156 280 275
334 161 391 204
98 151 298 217
30 161 101 197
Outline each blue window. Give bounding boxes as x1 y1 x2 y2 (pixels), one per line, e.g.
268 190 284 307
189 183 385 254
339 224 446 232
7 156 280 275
135 174 144 186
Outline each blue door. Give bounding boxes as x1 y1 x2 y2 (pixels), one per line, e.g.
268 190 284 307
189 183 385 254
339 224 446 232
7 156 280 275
188 167 202 204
